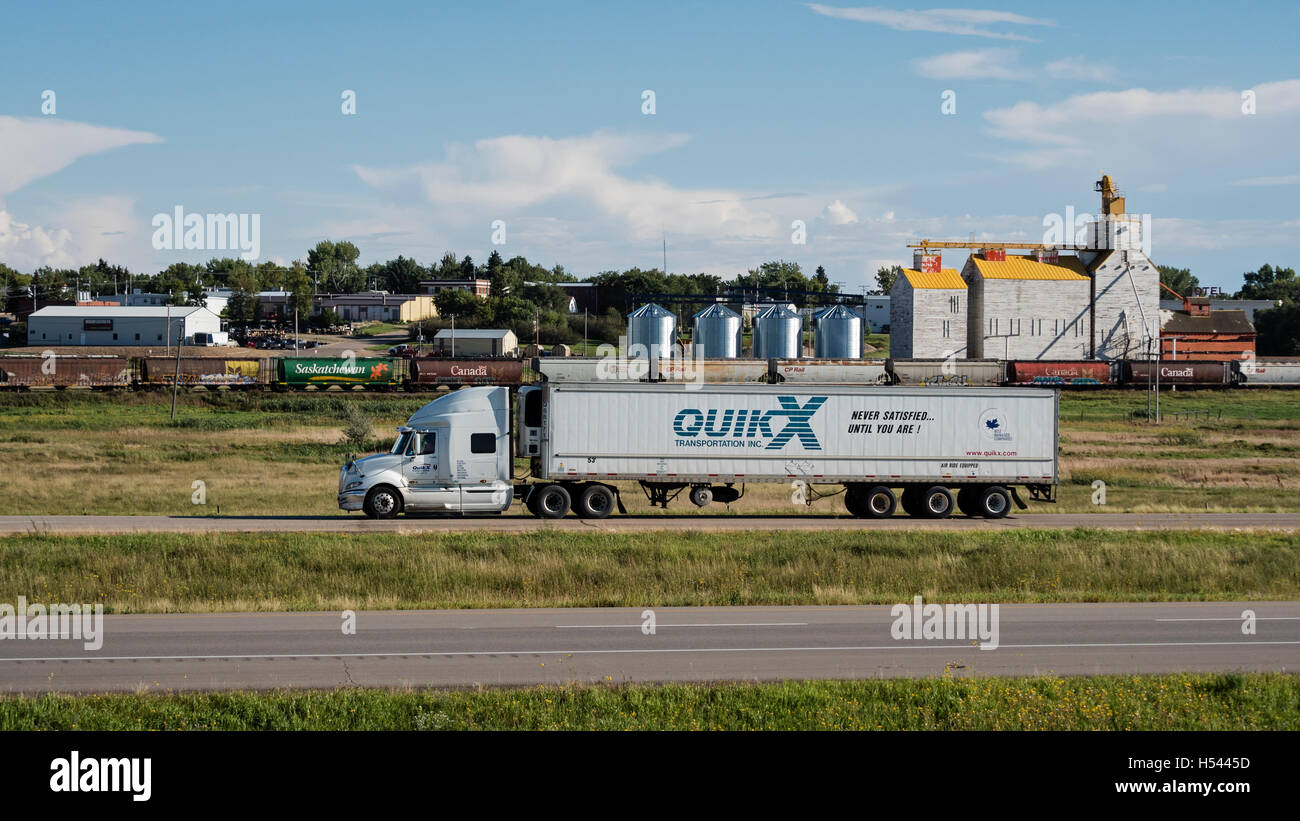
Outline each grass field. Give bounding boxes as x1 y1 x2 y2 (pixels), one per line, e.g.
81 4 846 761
1 528 1295 612
0 389 1297 516
1 673 1294 730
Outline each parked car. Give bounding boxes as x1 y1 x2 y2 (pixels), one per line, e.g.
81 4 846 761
387 344 415 358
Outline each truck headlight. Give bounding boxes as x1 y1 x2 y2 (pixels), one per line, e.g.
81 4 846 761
346 481 364 490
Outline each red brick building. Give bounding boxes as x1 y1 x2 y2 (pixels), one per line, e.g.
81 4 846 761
1160 297 1256 360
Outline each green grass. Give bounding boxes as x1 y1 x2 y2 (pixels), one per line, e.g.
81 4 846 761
350 322 408 338
2 528 1297 613
2 674 1295 730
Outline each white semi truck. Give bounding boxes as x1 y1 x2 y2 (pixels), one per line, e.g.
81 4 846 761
338 382 1058 520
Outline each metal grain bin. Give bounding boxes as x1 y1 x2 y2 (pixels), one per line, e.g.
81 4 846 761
626 303 676 357
410 357 524 386
813 305 862 359
752 305 802 359
691 303 742 359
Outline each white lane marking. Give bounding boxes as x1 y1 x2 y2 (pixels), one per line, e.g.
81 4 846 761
555 623 808 629
2 640 1300 664
1156 617 1300 621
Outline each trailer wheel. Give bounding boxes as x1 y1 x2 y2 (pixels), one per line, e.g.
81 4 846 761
956 486 981 517
363 485 402 519
689 486 713 508
900 486 921 517
535 484 572 519
847 485 896 518
576 484 615 519
918 485 954 519
977 486 1012 519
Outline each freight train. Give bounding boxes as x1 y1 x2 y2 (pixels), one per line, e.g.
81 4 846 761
2 354 1298 390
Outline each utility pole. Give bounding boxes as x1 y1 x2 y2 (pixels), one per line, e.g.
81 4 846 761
169 323 183 421
584 308 588 355
450 314 456 357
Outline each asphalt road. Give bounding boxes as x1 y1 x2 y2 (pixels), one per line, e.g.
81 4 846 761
1 512 1298 536
1 603 1295 694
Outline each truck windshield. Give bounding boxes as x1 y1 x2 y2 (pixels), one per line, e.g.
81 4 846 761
391 432 411 455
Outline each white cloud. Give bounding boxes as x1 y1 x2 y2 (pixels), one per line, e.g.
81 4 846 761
823 199 860 224
0 197 139 270
1045 57 1117 83
1231 174 1300 186
913 48 1023 80
0 116 162 197
806 4 1054 41
352 131 783 243
982 79 1300 168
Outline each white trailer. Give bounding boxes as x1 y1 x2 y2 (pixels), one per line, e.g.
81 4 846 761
339 383 1058 520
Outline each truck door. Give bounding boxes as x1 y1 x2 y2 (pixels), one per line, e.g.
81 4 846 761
401 430 460 510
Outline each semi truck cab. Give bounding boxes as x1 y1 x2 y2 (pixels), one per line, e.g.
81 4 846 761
338 387 513 518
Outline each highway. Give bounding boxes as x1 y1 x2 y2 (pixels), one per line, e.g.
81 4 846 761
1 602 1296 694
2 511 1299 536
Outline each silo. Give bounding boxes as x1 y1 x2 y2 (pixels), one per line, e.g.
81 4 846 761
752 305 802 359
626 303 676 356
813 304 863 359
692 303 742 358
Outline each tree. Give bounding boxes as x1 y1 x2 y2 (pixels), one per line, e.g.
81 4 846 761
814 265 830 289
227 269 261 325
373 255 426 293
1254 303 1300 356
485 250 508 297
432 288 486 324
1157 265 1199 297
284 261 313 319
874 265 902 295
307 240 363 293
1236 264 1300 302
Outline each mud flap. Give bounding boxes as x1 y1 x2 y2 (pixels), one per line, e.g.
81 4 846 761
614 487 628 515
1009 486 1029 510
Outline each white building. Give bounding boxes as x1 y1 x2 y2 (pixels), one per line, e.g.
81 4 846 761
26 306 222 346
432 328 518 356
962 253 1092 360
889 267 967 359
99 290 170 307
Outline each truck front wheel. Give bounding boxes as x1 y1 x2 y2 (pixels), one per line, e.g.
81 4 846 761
363 485 403 519
534 484 572 519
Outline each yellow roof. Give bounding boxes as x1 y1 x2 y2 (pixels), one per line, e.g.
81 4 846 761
901 268 966 290
971 255 1088 281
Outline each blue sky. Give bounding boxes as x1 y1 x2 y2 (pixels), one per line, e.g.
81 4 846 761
2 0 1298 292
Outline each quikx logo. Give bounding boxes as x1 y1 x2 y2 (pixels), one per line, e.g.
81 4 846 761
673 396 827 450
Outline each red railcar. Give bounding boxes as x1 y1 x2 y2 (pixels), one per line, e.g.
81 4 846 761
1006 360 1115 386
409 357 524 386
0 356 130 388
1123 361 1234 386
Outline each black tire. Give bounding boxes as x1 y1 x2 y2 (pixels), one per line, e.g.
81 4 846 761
843 485 866 517
534 484 572 519
918 485 954 519
977 485 1012 519
363 485 402 519
860 485 897 518
576 484 616 519
900 486 921 517
956 486 981 518
689 486 713 507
